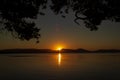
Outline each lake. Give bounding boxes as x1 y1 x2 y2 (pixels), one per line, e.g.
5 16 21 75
0 53 120 80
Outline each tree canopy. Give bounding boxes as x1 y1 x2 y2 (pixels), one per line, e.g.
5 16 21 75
0 0 120 42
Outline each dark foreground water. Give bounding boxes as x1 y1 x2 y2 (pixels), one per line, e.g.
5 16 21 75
0 53 120 80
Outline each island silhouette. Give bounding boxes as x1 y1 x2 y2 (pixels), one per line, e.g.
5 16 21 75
0 48 120 54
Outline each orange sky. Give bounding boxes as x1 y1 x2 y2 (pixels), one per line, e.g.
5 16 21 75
0 11 120 50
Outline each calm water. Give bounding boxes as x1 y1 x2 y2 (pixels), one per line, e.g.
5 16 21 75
0 53 120 80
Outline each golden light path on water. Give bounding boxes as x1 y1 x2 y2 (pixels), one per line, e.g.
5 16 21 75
58 53 61 66
56 47 62 66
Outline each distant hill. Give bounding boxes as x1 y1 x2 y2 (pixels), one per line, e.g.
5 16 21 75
61 48 90 53
93 49 120 53
0 48 120 54
0 49 57 53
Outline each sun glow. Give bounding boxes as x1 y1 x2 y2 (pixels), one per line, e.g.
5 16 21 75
57 47 62 51
53 43 66 51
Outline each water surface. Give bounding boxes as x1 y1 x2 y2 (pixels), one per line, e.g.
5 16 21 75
0 53 120 80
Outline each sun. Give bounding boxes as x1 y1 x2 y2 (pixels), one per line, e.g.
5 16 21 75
57 47 62 51
55 46 63 51
53 44 65 51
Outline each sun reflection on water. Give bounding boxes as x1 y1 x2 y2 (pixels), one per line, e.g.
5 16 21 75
58 53 61 66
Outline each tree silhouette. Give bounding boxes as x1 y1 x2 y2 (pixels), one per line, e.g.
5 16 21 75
0 0 120 42
0 0 47 42
50 0 120 30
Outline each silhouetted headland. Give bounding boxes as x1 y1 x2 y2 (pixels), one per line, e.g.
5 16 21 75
0 48 120 54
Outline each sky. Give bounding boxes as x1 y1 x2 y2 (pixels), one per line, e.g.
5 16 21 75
0 8 120 50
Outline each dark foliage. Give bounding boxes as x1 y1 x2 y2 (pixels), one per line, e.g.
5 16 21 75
0 0 47 42
0 0 120 42
50 0 120 31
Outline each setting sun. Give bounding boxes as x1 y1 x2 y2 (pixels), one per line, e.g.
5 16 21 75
53 43 66 51
57 47 62 51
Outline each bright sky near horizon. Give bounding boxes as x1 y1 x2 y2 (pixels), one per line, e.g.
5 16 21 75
0 9 120 50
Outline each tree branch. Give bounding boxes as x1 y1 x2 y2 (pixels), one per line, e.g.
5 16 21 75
74 11 87 25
